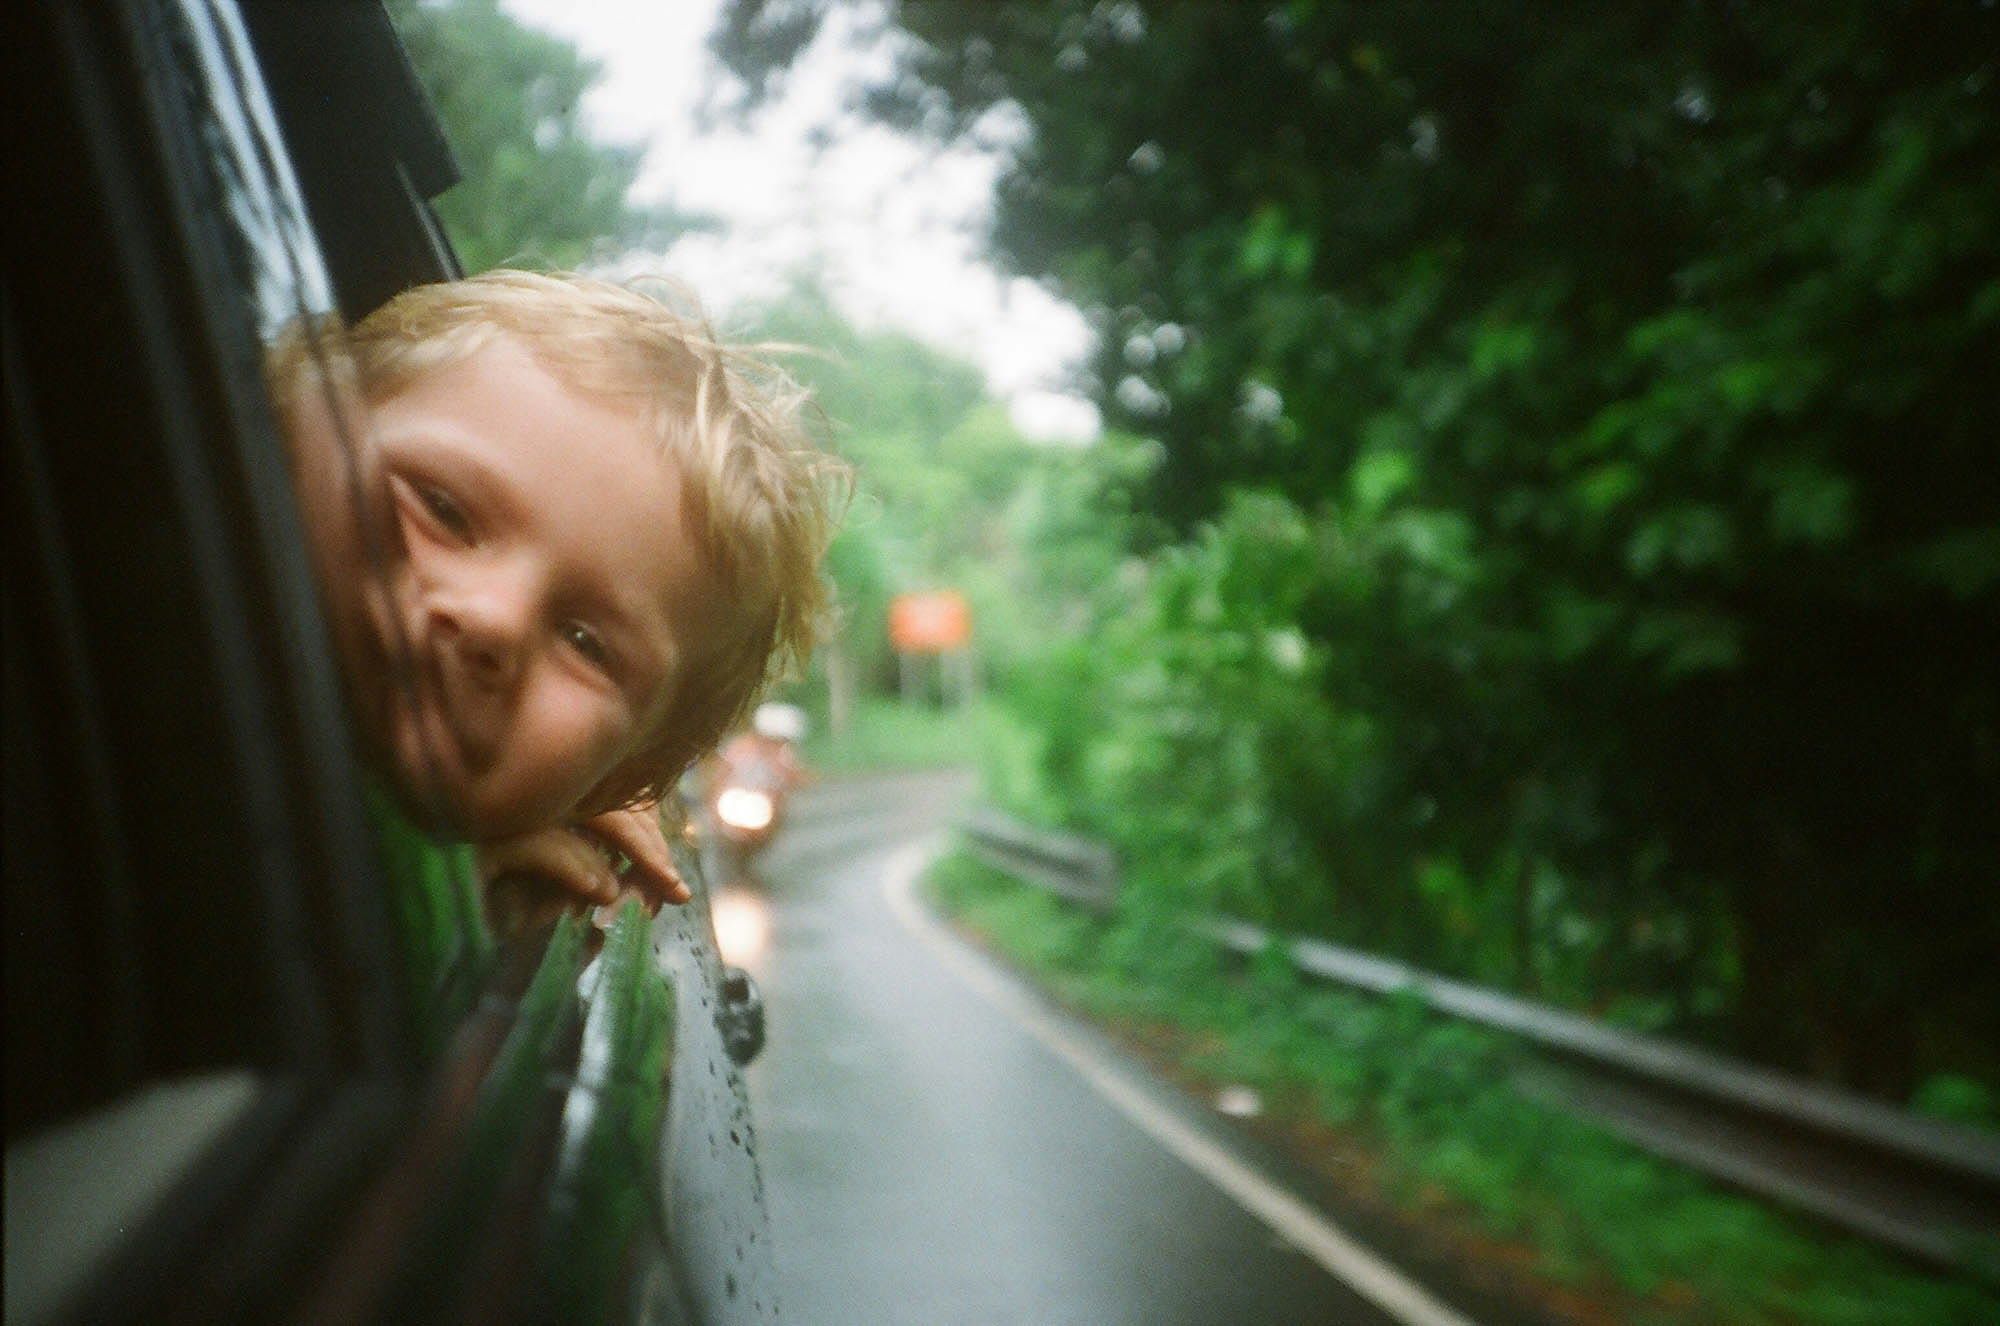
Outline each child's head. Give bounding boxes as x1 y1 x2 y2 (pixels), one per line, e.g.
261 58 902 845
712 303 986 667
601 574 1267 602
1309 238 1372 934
279 270 840 837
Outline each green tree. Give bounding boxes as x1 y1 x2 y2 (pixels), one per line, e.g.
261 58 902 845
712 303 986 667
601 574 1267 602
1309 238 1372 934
719 1 2000 1099
742 281 1152 730
390 0 696 272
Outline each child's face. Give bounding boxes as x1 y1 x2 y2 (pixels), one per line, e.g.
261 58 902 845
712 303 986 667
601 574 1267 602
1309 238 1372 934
292 334 713 837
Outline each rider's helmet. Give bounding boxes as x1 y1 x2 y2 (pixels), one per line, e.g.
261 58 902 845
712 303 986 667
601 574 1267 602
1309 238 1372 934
751 702 808 744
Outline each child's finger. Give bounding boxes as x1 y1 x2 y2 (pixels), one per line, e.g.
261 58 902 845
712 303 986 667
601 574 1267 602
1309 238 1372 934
579 805 688 906
594 882 671 927
648 864 692 907
478 832 620 905
625 850 689 907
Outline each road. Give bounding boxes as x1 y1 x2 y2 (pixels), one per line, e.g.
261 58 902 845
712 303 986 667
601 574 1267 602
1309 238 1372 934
737 770 1482 1326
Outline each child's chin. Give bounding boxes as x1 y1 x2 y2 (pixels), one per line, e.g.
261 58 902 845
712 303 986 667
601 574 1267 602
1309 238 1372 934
375 718 487 837
379 758 474 837
376 716 580 838
396 767 574 841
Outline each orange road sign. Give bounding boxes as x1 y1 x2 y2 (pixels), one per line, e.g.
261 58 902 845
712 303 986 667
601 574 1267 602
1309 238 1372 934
889 591 971 653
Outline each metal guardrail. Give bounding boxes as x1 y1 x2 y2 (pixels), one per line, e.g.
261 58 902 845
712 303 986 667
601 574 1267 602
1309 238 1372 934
960 807 1120 913
958 809 2000 1275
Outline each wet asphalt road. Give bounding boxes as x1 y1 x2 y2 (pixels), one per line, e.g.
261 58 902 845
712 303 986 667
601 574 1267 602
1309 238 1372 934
738 770 1406 1326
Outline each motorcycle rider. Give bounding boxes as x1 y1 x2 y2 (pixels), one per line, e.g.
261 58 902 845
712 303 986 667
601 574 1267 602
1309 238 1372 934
701 703 809 882
720 703 807 794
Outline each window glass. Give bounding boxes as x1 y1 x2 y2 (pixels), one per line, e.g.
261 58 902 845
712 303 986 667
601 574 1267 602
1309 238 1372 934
179 0 339 336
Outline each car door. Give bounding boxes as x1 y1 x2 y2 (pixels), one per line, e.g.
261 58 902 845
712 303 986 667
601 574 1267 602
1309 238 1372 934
4 2 775 1321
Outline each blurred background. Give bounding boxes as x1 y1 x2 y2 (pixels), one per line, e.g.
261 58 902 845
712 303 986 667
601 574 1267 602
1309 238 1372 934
387 2 1997 1320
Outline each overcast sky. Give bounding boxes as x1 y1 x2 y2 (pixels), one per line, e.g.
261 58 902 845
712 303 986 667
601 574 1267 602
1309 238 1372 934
500 0 1101 441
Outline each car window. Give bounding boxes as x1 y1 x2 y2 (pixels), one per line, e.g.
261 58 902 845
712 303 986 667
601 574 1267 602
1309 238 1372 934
8 4 776 1320
171 0 341 337
5 0 376 1139
4 0 413 1314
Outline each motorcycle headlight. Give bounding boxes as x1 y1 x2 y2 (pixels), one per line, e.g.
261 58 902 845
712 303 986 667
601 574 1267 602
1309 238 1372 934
715 787 775 831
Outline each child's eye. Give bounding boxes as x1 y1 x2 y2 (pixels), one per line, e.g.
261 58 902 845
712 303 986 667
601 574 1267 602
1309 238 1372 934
415 482 472 538
559 621 612 669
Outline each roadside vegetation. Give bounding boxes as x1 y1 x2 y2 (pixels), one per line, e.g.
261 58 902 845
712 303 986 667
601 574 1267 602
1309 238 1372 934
800 696 1012 776
386 0 700 273
720 0 2000 1119
926 849 1999 1324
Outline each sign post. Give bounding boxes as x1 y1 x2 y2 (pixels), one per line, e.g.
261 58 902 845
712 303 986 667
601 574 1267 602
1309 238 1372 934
888 591 973 707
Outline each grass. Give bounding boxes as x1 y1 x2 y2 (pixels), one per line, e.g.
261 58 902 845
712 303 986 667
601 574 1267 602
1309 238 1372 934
925 847 2000 1325
801 695 1014 775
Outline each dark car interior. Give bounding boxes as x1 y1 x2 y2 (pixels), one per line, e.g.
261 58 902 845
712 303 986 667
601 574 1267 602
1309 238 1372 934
8 5 778 1319
6 0 471 1317
9 0 412 1115
8 2 792 1317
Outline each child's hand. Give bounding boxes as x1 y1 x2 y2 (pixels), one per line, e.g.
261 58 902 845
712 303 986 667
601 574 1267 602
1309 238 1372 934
581 803 691 909
476 803 690 916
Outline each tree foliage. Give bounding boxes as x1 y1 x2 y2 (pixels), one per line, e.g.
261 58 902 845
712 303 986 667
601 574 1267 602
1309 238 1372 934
390 0 694 272
722 2 2000 1100
745 282 1151 708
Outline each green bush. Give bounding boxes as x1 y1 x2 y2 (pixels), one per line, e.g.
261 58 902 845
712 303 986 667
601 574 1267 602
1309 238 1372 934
926 850 2000 1323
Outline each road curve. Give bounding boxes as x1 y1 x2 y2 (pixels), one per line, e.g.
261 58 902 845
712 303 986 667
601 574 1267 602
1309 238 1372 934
740 770 1478 1326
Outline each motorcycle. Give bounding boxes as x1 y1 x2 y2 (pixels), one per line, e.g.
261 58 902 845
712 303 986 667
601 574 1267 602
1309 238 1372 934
704 706 810 868
698 705 807 968
704 747 792 878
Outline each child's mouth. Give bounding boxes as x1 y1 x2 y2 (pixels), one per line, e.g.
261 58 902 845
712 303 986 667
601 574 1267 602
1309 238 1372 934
364 611 477 832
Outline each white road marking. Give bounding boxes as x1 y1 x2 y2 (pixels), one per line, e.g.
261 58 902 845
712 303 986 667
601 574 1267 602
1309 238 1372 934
879 838 1481 1326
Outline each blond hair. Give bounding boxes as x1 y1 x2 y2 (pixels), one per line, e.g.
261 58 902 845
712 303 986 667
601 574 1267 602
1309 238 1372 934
300 270 844 808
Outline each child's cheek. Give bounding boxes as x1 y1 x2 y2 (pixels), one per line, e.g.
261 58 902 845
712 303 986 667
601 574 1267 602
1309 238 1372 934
528 684 633 816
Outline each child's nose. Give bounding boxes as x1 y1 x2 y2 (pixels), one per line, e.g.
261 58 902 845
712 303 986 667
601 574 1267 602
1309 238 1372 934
435 577 536 687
